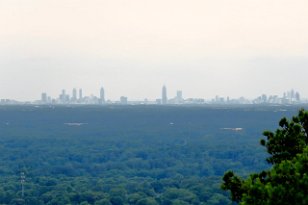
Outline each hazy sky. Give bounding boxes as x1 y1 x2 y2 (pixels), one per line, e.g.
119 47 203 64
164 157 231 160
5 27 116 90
1 0 308 101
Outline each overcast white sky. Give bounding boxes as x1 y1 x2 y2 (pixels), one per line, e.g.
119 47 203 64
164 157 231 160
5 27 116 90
1 0 308 101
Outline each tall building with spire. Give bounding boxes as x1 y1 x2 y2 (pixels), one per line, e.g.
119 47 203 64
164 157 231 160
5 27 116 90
162 85 168 104
100 86 105 104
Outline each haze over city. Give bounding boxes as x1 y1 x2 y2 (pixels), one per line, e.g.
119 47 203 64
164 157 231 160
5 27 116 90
1 0 308 101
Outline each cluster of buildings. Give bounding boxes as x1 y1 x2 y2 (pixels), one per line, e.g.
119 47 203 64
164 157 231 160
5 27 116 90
0 87 306 105
210 90 302 105
37 87 306 105
156 86 185 104
253 90 301 104
38 85 183 105
40 87 106 105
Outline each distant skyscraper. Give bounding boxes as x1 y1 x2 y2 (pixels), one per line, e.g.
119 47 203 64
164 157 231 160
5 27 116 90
120 96 128 104
100 87 105 103
162 85 167 104
72 88 77 101
60 89 67 103
41 93 47 103
295 92 300 101
79 89 83 100
177 90 182 99
176 90 183 103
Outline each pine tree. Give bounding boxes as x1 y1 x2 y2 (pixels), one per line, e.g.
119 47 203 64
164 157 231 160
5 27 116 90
222 109 308 204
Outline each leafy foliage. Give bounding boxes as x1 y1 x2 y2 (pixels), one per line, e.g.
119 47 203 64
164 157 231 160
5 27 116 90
222 109 308 204
261 109 308 164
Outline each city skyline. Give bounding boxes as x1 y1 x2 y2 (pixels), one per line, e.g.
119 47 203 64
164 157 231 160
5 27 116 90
0 85 305 105
0 81 307 102
40 86 305 104
1 1 308 101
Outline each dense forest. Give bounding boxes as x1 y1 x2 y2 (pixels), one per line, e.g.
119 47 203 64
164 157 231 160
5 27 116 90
0 105 303 205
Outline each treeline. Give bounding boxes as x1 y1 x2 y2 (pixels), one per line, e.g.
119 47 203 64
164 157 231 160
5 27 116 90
0 132 264 205
0 105 288 204
0 176 229 205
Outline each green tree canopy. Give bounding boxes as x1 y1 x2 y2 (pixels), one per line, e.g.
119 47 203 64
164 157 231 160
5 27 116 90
222 109 308 204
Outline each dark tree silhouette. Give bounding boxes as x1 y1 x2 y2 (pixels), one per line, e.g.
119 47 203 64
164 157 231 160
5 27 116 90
222 109 308 205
